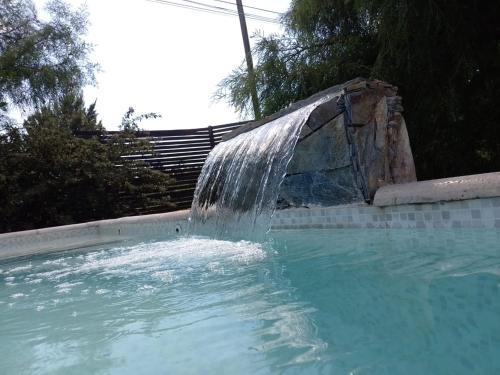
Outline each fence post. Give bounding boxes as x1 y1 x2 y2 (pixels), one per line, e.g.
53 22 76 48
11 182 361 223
208 126 215 149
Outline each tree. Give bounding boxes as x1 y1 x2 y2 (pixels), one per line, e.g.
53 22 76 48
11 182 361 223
0 0 95 113
0 96 174 233
25 92 104 134
0 1 176 233
217 0 500 179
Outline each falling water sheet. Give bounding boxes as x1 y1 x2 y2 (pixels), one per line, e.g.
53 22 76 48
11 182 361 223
190 94 338 240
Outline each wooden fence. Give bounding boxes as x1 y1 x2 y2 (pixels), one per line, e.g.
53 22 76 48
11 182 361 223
79 122 244 214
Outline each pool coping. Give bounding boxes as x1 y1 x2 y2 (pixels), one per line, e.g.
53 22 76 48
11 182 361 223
374 172 500 206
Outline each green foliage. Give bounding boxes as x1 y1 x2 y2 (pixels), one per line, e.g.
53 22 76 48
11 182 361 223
120 107 161 133
0 97 174 233
25 92 104 134
0 0 95 110
217 0 500 179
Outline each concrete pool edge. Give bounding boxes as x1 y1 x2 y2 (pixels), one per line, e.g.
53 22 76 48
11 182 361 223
0 211 190 261
1 173 499 261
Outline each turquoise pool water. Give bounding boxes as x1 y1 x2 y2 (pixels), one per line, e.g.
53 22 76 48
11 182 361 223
1 229 500 374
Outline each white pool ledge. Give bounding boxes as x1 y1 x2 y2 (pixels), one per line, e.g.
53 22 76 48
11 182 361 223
374 172 500 206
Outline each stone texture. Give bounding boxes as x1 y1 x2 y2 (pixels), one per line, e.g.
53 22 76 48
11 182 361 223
277 79 416 208
278 167 364 208
222 77 365 142
288 115 350 173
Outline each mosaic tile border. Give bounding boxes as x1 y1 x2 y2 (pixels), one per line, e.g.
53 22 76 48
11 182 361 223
271 197 500 230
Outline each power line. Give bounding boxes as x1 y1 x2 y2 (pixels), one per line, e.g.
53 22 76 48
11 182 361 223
180 0 250 16
150 0 279 23
146 0 280 24
212 0 281 15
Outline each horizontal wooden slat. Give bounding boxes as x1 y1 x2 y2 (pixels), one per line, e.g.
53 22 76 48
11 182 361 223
125 153 210 160
211 122 249 130
153 163 205 169
151 144 213 152
145 135 213 141
108 136 211 143
156 168 203 175
150 140 212 147
112 129 209 137
168 167 203 174
148 165 204 172
152 149 211 158
146 158 208 166
212 129 239 135
150 159 207 166
123 151 210 162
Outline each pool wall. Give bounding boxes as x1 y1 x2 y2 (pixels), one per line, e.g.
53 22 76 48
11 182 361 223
1 172 499 261
273 197 500 230
274 172 500 230
0 211 189 261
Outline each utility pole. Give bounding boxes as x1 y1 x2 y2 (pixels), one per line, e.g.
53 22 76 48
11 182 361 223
235 0 261 120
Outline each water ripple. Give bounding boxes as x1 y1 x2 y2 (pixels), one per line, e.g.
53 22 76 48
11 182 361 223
0 229 499 374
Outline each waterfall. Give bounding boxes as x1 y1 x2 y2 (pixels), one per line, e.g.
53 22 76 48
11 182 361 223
190 96 334 239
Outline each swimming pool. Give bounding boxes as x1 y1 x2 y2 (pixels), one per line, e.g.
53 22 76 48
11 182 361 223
1 229 499 374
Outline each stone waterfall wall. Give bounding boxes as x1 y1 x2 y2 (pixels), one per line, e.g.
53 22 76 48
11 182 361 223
278 79 417 208
223 78 417 209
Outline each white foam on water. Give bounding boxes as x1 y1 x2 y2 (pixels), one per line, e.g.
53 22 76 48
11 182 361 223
56 281 83 294
7 264 32 274
43 258 70 266
2 238 267 292
151 270 177 283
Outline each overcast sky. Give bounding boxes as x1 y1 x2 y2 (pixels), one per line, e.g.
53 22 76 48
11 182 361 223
33 0 291 130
